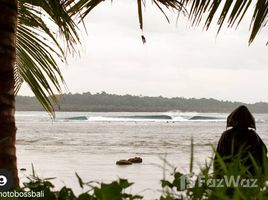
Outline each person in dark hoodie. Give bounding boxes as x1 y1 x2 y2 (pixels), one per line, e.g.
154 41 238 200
214 105 268 177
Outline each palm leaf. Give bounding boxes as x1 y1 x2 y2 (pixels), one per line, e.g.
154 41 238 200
17 0 83 116
137 0 144 30
14 64 23 95
19 0 81 52
179 0 268 45
68 0 104 20
16 26 64 116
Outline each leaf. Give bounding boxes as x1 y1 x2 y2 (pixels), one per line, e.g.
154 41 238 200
76 172 84 189
17 0 83 116
78 193 94 200
161 180 173 188
118 178 133 189
190 136 194 173
137 0 143 30
178 0 268 45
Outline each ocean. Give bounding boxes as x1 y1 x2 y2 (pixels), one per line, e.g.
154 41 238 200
15 111 268 199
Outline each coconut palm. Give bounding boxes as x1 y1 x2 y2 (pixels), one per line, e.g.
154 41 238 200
0 0 82 187
0 0 19 186
16 0 82 115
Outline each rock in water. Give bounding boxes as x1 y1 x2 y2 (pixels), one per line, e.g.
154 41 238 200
128 157 143 163
116 160 132 165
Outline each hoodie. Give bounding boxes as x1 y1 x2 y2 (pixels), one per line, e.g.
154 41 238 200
214 105 267 176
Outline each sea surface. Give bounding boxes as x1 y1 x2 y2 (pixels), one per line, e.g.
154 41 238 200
15 111 268 199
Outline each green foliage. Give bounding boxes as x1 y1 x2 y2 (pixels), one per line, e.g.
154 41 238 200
92 179 142 200
5 143 268 199
178 0 268 45
8 169 142 200
160 144 268 200
16 0 83 117
16 92 268 113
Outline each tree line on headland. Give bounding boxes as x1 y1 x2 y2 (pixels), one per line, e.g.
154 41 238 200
16 92 268 113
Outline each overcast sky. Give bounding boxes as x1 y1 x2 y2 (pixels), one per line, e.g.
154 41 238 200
19 1 268 103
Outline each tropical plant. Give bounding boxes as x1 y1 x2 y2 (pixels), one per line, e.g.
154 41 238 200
160 143 268 200
17 0 82 115
4 144 268 200
0 0 20 187
7 166 142 200
0 0 83 187
177 0 268 45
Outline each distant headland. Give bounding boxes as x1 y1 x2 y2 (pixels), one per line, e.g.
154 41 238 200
16 92 268 113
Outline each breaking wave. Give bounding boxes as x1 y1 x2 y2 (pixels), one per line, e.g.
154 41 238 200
60 113 226 122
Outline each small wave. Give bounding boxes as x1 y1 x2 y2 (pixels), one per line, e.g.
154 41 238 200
256 119 268 123
113 115 173 120
189 116 223 120
63 116 88 121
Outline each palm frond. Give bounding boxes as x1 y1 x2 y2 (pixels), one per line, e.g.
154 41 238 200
14 64 23 95
137 0 144 30
179 0 268 45
16 26 64 116
17 0 83 116
19 0 81 53
68 0 104 20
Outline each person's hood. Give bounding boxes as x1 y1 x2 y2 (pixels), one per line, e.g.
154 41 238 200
226 105 256 129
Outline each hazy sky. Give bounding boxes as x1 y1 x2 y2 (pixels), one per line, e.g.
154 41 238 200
19 1 268 103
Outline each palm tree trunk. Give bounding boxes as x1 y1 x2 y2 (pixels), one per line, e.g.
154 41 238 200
0 0 19 187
